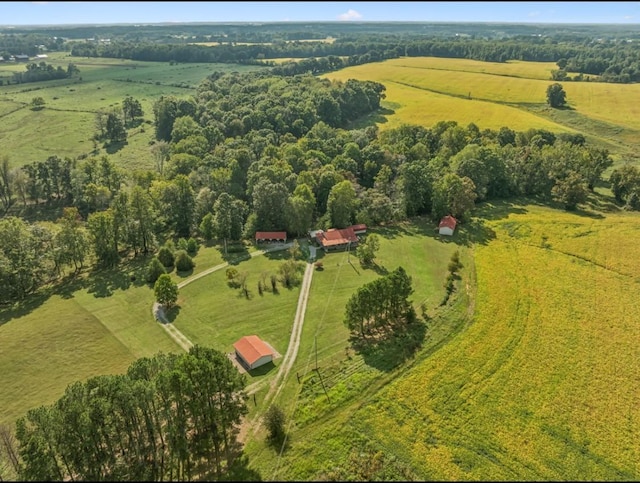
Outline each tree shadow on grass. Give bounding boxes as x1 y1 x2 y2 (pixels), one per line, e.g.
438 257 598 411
86 256 150 298
220 244 251 264
104 140 127 154
164 305 181 323
353 319 428 372
218 454 262 481
175 267 194 278
0 287 56 327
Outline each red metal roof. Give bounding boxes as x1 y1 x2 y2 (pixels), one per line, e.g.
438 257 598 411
316 227 358 247
233 335 274 366
351 223 367 232
255 231 287 240
439 216 457 230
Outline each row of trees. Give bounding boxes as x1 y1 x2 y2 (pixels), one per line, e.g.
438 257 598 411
10 62 79 84
12 346 247 481
344 266 416 347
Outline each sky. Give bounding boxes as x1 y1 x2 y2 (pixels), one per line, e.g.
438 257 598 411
2 2 640 26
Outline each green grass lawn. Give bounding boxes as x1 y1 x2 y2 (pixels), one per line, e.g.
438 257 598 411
172 252 303 379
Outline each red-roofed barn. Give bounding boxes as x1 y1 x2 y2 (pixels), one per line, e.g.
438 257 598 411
438 216 457 236
255 231 287 243
233 335 275 370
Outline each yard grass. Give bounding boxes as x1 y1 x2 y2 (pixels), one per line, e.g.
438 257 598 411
244 218 468 476
172 252 302 365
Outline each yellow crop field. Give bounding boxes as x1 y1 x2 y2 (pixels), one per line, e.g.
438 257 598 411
325 66 573 133
351 204 640 480
386 56 560 80
324 57 640 135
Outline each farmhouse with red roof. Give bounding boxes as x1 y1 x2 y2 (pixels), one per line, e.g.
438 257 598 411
313 224 366 252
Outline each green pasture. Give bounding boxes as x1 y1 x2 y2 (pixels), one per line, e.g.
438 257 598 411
0 260 181 427
387 57 562 80
0 53 265 168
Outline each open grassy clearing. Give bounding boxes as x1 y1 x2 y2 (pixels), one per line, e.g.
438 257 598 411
0 266 181 427
0 52 265 168
172 252 302 379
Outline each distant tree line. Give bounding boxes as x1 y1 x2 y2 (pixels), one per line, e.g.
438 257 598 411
68 36 640 83
10 62 79 85
0 70 616 305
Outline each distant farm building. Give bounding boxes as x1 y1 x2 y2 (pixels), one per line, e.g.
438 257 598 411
438 216 457 236
255 231 287 243
313 224 366 251
14 54 29 61
233 335 275 370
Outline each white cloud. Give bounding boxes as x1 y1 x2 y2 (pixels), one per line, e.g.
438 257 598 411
528 10 540 18
337 9 362 21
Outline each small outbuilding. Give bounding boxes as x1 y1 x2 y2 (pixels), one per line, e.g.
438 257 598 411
438 215 457 236
255 231 287 243
233 335 275 370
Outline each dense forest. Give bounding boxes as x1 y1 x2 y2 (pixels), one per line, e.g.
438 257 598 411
0 67 623 306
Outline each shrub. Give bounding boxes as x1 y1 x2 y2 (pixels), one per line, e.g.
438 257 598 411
147 257 166 283
177 238 188 251
186 237 199 255
157 246 175 268
175 250 195 272
264 404 286 443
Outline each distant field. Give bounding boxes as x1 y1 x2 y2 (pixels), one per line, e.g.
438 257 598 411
323 56 640 157
0 52 265 169
189 37 336 46
387 57 561 80
323 59 575 133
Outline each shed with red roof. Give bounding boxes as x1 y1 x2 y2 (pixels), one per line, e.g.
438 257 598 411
438 215 457 236
233 335 275 370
